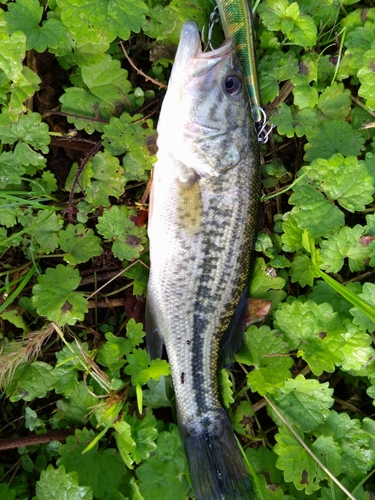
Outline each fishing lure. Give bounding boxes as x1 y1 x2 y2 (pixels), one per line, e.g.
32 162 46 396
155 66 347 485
215 0 271 143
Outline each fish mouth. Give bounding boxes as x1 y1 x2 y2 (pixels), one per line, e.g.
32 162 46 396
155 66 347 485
172 21 234 82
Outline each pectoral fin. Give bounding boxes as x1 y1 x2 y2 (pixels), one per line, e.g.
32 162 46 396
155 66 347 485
219 289 248 366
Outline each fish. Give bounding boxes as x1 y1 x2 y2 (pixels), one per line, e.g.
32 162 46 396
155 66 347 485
146 20 260 500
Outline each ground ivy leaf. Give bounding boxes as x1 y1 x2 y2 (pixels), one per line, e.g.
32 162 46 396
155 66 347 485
11 112 50 153
24 209 63 254
10 361 54 402
318 410 375 480
317 82 351 120
136 426 189 500
0 151 27 188
281 213 304 252
310 280 362 319
230 400 255 438
123 262 149 296
236 325 293 396
124 348 171 385
219 368 234 408
259 0 317 47
289 254 319 287
304 154 375 212
97 319 145 369
249 257 287 305
311 435 342 478
292 84 318 109
272 375 334 434
340 320 375 375
35 464 93 500
350 282 375 333
32 264 88 326
290 182 345 238
59 87 111 133
81 56 131 107
58 0 148 44
358 49 375 110
274 299 346 375
96 205 147 261
57 428 125 498
0 30 26 82
59 223 102 265
123 410 158 464
85 152 125 207
320 224 370 273
113 419 136 469
245 447 284 498
59 381 98 425
142 377 174 409
304 120 365 161
274 426 320 494
102 113 154 157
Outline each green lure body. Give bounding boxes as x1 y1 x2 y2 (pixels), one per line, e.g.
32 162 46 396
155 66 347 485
216 0 262 124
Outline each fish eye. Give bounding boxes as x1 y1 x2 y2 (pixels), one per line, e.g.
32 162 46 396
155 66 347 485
224 75 242 96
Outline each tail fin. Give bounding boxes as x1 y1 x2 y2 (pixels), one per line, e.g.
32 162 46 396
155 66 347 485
180 409 253 500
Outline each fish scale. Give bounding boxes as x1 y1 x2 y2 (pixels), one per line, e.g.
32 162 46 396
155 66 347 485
146 21 260 499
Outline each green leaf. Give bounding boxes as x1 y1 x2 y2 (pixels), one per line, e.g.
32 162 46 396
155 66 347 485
97 320 145 369
236 325 293 396
290 182 345 238
358 49 375 111
35 464 93 500
136 426 190 500
21 209 63 254
272 375 334 433
81 56 131 107
57 428 125 498
59 381 98 425
85 152 125 208
57 0 148 44
32 264 88 326
289 254 319 287
258 0 317 47
0 30 26 81
281 213 304 252
9 112 50 152
123 410 158 464
304 154 375 212
102 113 154 157
59 223 102 265
304 120 365 161
219 368 234 408
350 282 375 332
273 426 321 494
317 82 352 120
249 257 287 305
113 419 135 469
96 205 147 261
24 406 46 431
320 225 370 273
318 410 375 480
59 87 111 133
10 361 54 402
124 348 171 386
274 299 347 375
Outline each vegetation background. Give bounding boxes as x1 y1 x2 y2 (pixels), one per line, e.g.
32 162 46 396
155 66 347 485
0 0 375 498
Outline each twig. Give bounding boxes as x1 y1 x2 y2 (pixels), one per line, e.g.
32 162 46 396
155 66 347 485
67 140 102 223
264 395 357 500
120 41 168 89
0 428 75 451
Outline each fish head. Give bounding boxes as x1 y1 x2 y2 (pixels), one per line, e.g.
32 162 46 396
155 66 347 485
157 21 255 180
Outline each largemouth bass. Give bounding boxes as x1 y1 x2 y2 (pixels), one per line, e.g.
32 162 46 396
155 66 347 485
146 21 260 500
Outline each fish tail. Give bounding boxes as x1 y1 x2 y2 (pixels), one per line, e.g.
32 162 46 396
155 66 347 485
180 409 253 500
